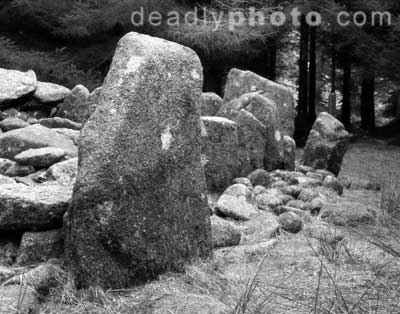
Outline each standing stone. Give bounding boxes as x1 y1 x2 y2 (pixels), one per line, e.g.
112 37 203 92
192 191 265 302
201 117 239 191
223 68 296 136
56 85 93 123
283 136 296 171
200 92 223 116
302 112 351 176
217 93 284 173
65 32 211 289
0 68 37 105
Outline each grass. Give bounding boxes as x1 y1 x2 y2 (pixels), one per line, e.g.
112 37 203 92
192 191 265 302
18 139 400 313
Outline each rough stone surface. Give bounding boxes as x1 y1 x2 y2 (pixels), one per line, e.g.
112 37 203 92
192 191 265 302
201 117 239 191
323 175 344 195
0 285 38 314
302 112 351 176
0 158 15 175
256 193 284 211
0 117 30 131
217 93 284 172
56 85 98 123
0 124 77 160
283 135 296 171
39 117 82 130
34 81 71 103
211 216 241 248
215 194 258 221
223 68 296 136
46 158 78 186
5 164 35 177
0 183 71 231
65 32 211 289
321 202 376 227
200 92 223 116
0 68 37 104
298 188 319 203
232 177 253 189
223 184 254 203
14 147 66 168
248 169 271 188
278 212 303 233
0 174 16 185
17 230 64 266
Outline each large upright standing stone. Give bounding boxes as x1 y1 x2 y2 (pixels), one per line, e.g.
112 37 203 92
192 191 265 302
65 33 211 289
302 112 351 176
223 68 296 136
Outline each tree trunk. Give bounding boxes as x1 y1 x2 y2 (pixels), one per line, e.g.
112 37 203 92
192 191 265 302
331 50 336 93
308 26 317 121
361 70 376 131
298 15 309 117
341 52 352 129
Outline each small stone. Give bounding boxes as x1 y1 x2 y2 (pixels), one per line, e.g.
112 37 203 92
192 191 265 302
45 158 78 186
17 230 64 266
0 117 30 131
278 212 303 233
283 135 296 171
271 180 288 189
211 216 241 248
223 184 254 203
298 188 319 202
253 185 268 196
233 178 253 189
306 172 325 181
323 175 344 195
287 200 308 210
0 158 15 175
5 164 35 177
14 147 66 168
296 164 314 174
256 193 284 211
248 169 271 187
215 195 258 221
280 194 295 204
0 68 37 104
34 81 71 103
39 117 82 130
309 197 326 214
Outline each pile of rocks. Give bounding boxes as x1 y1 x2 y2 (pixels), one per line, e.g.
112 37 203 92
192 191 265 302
210 164 344 246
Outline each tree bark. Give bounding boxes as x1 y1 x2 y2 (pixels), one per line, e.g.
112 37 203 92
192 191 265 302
361 70 376 131
341 52 352 129
308 26 317 121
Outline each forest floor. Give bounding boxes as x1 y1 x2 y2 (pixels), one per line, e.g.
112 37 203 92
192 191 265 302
36 138 400 314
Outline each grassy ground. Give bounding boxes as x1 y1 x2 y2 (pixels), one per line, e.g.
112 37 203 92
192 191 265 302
37 139 400 314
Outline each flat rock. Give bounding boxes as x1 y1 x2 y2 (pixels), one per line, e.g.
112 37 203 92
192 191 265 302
0 117 29 131
0 68 37 104
45 158 78 186
0 124 77 160
17 229 64 266
0 183 71 231
4 164 35 177
39 117 82 130
15 147 66 168
34 81 71 103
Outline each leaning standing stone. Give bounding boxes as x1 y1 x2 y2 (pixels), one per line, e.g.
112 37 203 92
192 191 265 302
302 112 351 176
65 32 212 289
